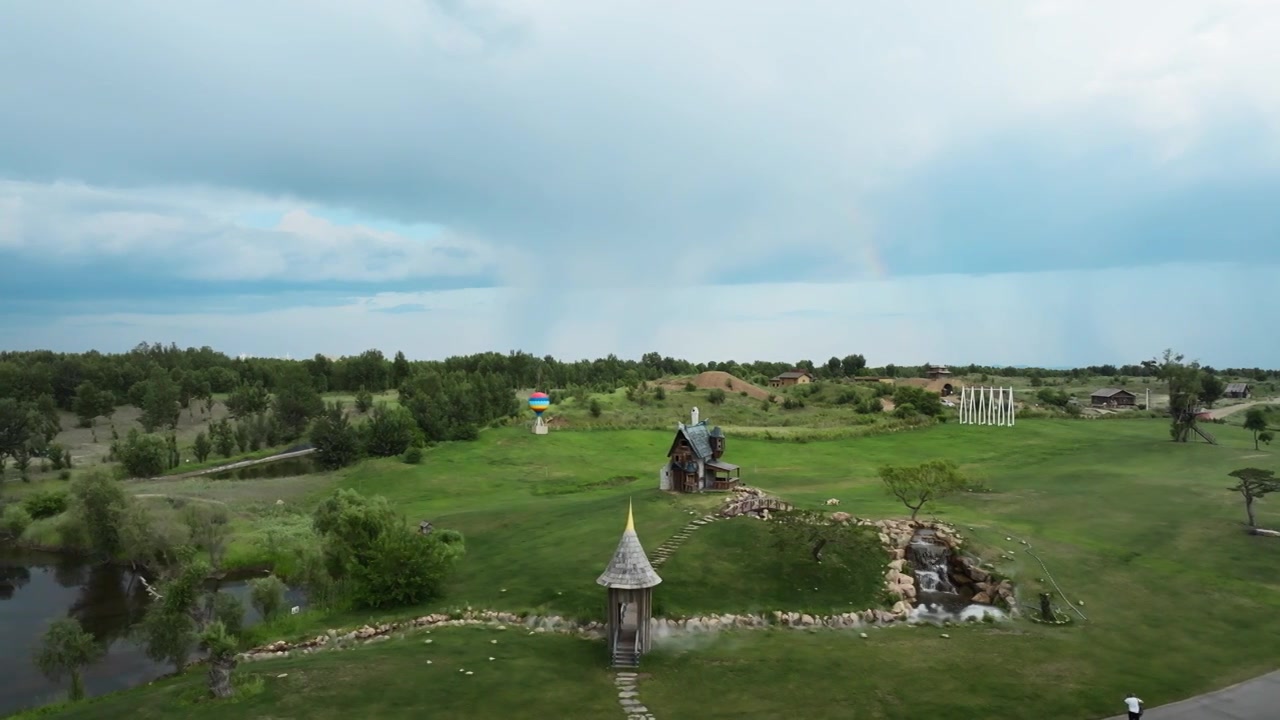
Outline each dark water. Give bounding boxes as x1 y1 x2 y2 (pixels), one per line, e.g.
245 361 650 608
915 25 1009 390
205 455 317 481
0 546 302 716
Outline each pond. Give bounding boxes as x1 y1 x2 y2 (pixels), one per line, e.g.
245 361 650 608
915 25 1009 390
0 545 303 716
204 455 318 481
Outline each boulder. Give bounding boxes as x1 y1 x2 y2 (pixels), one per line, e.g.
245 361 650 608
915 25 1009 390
831 511 853 523
972 591 992 605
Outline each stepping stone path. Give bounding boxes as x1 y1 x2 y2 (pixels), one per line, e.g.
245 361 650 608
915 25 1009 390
649 515 720 569
615 671 656 720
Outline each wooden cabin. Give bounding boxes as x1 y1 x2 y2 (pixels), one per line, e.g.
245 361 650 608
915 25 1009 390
926 365 953 380
769 369 812 387
660 408 741 493
1091 388 1137 407
1224 383 1252 399
596 501 661 668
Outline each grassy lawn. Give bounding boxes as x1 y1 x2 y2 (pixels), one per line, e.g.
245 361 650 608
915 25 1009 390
657 517 887 617
9 627 618 720
14 417 1280 719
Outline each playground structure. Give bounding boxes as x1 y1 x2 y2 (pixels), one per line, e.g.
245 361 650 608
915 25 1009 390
529 391 550 435
958 386 1016 427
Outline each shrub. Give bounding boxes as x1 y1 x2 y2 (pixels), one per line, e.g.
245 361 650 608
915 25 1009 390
707 388 726 405
684 381 696 392
349 528 464 610
403 446 424 464
2 504 33 538
589 399 603 418
249 575 287 622
25 489 70 519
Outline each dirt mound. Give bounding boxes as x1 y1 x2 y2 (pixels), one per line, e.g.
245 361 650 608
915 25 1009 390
664 371 771 401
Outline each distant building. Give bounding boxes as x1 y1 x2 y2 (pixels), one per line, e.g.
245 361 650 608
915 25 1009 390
925 365 952 380
1224 383 1252 399
1090 388 1137 407
769 369 813 387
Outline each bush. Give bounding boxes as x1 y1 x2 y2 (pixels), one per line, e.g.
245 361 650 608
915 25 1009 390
707 388 726 405
589 399 603 418
349 528 463 610
684 381 696 392
118 430 169 478
249 575 287 622
403 446 424 464
24 489 70 519
2 504 33 538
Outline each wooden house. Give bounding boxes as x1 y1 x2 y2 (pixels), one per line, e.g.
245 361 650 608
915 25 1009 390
597 500 661 668
1224 383 1252 399
1091 388 1137 407
926 365 953 380
659 407 741 493
769 369 812 387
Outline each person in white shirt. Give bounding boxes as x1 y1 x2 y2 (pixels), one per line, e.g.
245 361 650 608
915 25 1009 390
1124 693 1144 719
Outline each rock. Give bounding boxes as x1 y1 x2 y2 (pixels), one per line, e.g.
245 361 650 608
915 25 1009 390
940 633 950 639
831 511 852 523
885 569 902 583
887 559 905 572
972 591 992 604
859 632 869 639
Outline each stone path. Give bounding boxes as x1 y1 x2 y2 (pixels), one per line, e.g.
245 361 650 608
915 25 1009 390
1099 670 1280 719
649 514 720 569
615 671 656 720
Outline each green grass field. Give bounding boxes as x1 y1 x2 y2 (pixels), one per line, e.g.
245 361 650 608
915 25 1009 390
12 416 1280 720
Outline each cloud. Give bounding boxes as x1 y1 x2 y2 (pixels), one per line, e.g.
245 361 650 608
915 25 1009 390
3 262 1273 369
0 180 501 288
1 0 1278 290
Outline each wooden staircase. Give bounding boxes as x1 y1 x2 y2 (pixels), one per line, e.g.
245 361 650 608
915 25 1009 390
611 632 640 668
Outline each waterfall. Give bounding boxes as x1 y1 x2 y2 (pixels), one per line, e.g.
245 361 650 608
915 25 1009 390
907 528 957 596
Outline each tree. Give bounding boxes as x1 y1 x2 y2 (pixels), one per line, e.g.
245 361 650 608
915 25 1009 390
310 402 362 470
136 556 209 673
362 402 421 457
1261 431 1274 447
391 350 411 387
879 459 968 520
1152 350 1202 442
891 385 943 417
841 354 867 377
1243 408 1269 451
272 366 324 439
73 381 106 427
225 382 269 420
210 419 235 458
33 618 102 702
68 472 130 562
311 487 465 609
192 432 212 463
201 620 238 699
1226 468 1278 528
139 371 181 433
248 574 287 622
354 386 374 413
1200 375 1226 408
117 429 169 478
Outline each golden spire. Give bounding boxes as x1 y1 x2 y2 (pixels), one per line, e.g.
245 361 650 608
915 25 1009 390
625 497 635 532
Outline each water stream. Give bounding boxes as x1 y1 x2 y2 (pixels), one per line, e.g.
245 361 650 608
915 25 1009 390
905 528 1006 623
0 545 300 716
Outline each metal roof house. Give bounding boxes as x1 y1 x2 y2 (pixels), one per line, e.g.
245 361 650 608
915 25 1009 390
1224 383 1252 399
1090 388 1137 407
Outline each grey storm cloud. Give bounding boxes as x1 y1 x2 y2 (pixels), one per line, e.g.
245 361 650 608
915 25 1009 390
2 0 1280 289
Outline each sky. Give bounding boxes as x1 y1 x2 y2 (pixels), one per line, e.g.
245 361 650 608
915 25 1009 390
1 0 1278 367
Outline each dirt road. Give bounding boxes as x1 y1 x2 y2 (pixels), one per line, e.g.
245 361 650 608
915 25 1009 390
1208 400 1276 420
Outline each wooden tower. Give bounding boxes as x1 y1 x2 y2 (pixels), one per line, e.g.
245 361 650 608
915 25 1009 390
596 499 662 668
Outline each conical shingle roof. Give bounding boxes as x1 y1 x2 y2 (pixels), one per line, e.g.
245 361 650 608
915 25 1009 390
596 500 662 590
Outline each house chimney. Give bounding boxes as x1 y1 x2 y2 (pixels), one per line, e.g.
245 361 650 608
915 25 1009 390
691 406 699 425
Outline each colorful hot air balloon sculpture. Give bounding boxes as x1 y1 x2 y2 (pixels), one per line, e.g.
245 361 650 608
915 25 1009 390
528 391 551 435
